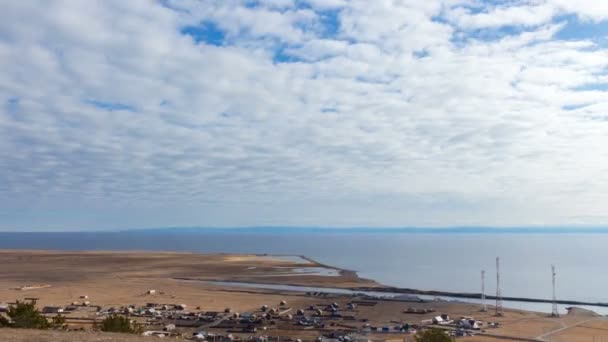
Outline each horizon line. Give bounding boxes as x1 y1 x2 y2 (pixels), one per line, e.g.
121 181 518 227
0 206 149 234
3 226 608 234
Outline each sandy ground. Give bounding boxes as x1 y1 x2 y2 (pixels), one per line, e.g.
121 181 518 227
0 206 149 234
0 250 374 310
1 250 608 342
0 329 151 342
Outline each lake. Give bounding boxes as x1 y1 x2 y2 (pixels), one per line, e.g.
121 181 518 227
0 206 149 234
0 231 605 306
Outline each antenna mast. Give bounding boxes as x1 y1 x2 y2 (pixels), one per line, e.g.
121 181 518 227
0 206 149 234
551 265 559 317
495 257 503 316
481 270 487 312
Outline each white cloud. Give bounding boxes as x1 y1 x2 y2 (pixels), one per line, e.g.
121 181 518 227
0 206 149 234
447 3 557 29
552 0 608 21
446 0 608 29
1 0 608 230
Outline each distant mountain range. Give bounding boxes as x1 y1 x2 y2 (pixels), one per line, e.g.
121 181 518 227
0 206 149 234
119 226 608 234
3 226 608 234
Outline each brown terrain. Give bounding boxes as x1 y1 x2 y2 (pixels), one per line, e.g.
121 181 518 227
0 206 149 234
1 250 607 342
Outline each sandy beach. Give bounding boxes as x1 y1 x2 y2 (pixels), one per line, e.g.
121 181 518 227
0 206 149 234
0 250 376 309
1 250 608 342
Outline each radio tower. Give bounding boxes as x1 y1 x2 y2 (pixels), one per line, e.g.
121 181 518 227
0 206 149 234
495 257 503 316
481 270 487 312
551 265 559 317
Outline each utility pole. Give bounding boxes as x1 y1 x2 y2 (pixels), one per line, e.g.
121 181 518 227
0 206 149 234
481 270 487 312
551 264 559 317
495 257 503 316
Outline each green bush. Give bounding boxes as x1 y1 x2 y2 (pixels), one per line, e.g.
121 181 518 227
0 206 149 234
50 314 67 329
414 328 454 342
6 301 49 329
99 314 142 334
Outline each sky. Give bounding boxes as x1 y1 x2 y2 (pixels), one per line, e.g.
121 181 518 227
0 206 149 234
1 0 608 231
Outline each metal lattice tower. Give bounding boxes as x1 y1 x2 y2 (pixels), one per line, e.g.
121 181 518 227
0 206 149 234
551 265 559 317
495 257 503 316
481 270 487 312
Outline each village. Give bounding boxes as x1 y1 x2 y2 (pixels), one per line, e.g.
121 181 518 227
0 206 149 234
1 288 496 341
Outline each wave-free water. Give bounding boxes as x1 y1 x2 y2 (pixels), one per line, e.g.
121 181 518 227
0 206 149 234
1 231 605 306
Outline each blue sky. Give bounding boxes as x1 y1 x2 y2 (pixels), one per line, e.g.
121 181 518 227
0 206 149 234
1 0 608 231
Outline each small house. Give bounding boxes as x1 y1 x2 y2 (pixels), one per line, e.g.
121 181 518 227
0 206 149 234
433 314 453 325
458 318 482 330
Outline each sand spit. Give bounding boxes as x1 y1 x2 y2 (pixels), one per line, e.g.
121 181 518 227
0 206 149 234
1 250 608 342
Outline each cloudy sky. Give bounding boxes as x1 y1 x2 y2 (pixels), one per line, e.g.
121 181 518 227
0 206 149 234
1 0 608 231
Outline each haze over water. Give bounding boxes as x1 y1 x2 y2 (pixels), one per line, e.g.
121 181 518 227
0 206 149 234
0 231 605 304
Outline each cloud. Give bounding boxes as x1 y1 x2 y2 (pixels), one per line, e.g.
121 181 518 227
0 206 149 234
1 0 608 230
552 0 608 22
447 3 557 29
447 0 608 30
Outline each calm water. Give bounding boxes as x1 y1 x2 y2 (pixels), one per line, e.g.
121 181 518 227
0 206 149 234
0 232 606 305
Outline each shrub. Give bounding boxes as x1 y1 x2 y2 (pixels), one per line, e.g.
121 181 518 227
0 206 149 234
50 314 67 329
414 328 454 342
6 300 49 329
99 314 142 334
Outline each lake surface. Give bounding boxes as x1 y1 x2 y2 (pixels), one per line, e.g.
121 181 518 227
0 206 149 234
0 232 606 306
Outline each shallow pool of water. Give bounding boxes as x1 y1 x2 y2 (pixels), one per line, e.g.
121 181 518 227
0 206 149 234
195 280 608 316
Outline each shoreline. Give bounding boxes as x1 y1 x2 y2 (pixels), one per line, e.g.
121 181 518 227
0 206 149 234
175 277 608 314
225 254 608 310
344 286 608 309
2 249 608 341
285 255 608 311
2 249 606 310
